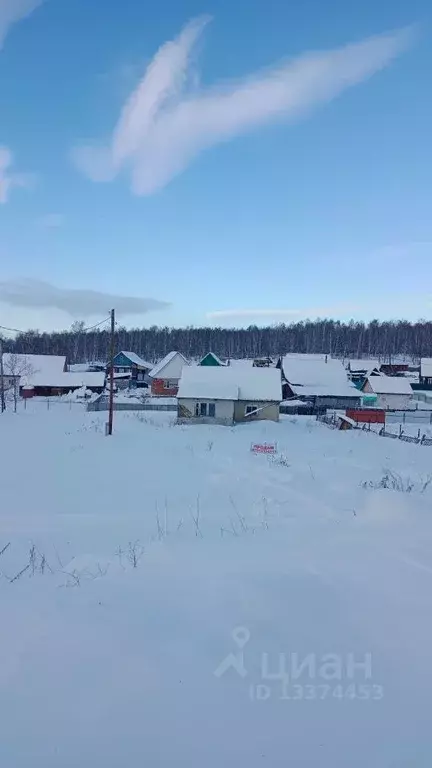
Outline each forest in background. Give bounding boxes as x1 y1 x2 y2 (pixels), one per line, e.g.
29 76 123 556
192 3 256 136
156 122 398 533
2 319 432 364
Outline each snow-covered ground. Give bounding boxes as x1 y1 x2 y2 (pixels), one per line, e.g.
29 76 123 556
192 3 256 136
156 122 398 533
1 403 432 766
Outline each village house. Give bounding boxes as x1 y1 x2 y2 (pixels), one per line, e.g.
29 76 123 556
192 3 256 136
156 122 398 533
22 372 105 397
111 351 153 388
199 352 225 366
177 365 282 425
361 375 413 410
1 353 66 396
347 359 380 385
149 352 189 396
1 353 105 398
380 362 409 376
279 355 361 411
419 358 432 389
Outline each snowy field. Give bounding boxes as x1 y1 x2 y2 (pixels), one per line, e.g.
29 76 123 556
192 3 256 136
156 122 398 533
1 403 432 766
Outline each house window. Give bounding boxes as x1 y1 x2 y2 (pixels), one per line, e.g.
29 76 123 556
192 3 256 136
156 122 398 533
245 405 258 416
194 402 216 417
163 379 176 389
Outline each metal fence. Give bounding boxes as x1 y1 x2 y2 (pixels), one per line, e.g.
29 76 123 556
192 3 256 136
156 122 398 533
386 410 432 425
21 398 86 411
87 398 177 412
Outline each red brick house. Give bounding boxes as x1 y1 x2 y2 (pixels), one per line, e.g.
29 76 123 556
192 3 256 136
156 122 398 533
149 351 189 396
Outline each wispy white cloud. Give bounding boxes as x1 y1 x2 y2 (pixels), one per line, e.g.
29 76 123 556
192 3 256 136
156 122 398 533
0 146 34 203
207 309 303 319
207 305 362 321
0 0 43 50
73 18 413 196
0 278 171 318
36 213 65 229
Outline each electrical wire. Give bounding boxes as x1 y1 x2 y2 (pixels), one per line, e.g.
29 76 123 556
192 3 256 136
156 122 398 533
80 316 111 332
0 315 111 336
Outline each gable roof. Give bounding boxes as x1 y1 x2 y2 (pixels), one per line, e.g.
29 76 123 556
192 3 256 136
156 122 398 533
149 351 188 379
26 372 105 389
282 355 358 398
421 358 432 378
116 351 153 369
199 352 225 366
349 359 380 373
178 366 282 402
2 353 66 385
364 375 413 395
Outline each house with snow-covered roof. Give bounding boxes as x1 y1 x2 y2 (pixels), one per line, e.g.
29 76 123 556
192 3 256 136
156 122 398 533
1 353 68 396
177 365 281 424
361 375 413 410
420 358 432 389
199 352 225 366
280 355 361 410
111 351 153 388
149 351 189 396
348 359 381 384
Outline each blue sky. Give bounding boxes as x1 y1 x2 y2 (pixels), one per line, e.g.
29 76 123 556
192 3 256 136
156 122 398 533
0 0 431 331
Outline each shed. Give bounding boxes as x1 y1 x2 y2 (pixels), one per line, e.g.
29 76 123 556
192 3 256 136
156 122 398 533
337 414 356 431
361 375 413 410
177 366 282 425
280 355 361 411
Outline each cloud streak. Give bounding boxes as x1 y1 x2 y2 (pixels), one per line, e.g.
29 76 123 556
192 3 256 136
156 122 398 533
0 0 43 49
73 18 413 195
0 146 34 203
0 278 171 318
207 305 362 321
36 213 65 229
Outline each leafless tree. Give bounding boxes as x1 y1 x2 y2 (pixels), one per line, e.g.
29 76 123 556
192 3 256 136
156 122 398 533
3 353 35 412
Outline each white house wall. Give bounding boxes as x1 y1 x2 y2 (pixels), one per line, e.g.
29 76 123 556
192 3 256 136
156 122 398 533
376 393 412 410
178 398 235 424
234 401 280 422
157 354 188 380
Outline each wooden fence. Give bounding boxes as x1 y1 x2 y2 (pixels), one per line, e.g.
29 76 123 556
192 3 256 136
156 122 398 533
317 413 432 446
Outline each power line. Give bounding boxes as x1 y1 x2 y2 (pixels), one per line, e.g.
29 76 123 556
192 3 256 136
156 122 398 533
0 324 28 335
81 316 111 332
0 315 111 336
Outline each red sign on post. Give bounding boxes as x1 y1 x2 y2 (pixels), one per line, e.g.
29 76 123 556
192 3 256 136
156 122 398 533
251 443 277 455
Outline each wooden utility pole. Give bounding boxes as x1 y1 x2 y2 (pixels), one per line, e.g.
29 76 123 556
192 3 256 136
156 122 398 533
107 308 115 435
0 336 6 412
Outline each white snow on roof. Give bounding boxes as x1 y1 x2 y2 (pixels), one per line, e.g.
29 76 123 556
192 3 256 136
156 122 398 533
120 351 153 369
178 366 282 402
2 353 66 384
421 358 432 378
349 359 380 372
27 372 105 389
282 356 358 397
149 351 188 379
227 359 255 368
69 363 92 373
200 352 225 366
283 353 331 361
366 376 413 395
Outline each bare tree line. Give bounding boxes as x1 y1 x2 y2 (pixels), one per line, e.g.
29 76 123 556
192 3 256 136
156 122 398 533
3 319 432 365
